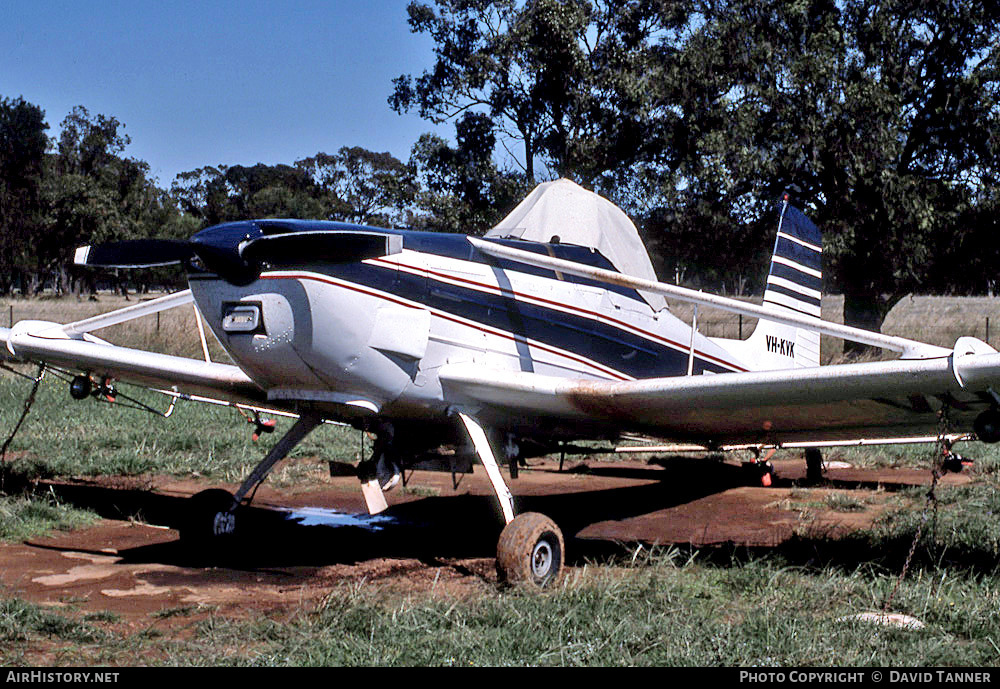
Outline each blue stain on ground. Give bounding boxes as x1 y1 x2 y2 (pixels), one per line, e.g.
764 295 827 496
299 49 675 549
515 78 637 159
277 506 401 531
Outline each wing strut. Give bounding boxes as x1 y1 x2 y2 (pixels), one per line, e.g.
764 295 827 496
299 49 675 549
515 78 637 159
456 411 515 524
61 289 194 336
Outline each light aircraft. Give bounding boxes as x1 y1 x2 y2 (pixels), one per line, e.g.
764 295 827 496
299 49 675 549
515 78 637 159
3 179 1000 586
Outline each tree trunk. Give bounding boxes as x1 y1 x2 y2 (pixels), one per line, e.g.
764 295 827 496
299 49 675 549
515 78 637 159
842 290 900 358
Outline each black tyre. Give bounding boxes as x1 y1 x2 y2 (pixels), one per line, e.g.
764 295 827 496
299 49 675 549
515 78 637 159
496 512 564 587
975 409 1000 443
805 448 824 483
179 488 239 547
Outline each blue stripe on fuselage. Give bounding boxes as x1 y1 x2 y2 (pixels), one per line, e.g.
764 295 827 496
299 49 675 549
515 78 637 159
235 220 644 301
191 220 732 378
303 260 731 378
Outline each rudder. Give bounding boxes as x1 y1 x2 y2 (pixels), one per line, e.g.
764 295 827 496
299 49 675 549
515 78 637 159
745 199 823 369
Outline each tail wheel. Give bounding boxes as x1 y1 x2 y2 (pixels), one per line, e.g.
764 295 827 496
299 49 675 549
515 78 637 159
496 512 564 587
805 448 824 483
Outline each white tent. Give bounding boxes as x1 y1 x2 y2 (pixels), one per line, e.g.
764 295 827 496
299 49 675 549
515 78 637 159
487 178 666 311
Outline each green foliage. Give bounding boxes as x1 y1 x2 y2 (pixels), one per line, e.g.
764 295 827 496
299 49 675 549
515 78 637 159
171 163 326 226
391 0 669 187
0 102 193 295
408 113 529 233
297 147 417 227
635 0 1000 327
0 97 49 294
3 0 1000 323
171 148 418 230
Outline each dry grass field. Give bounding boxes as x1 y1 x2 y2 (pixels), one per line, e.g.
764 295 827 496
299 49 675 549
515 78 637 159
1 292 230 361
671 294 1000 362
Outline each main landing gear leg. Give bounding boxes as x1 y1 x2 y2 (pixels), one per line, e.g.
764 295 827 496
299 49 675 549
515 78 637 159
456 412 564 587
180 412 323 546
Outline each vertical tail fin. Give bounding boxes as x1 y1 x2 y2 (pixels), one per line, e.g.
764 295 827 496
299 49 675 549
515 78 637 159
745 200 823 369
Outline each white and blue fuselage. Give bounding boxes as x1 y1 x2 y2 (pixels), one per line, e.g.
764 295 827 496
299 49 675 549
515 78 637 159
187 220 748 439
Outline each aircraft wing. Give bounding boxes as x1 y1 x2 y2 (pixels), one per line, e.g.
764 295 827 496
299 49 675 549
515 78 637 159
439 341 1000 445
0 323 266 406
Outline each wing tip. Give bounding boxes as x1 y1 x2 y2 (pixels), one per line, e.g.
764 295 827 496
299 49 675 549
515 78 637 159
74 246 91 266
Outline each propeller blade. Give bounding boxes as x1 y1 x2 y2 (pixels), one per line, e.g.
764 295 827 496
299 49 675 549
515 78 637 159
240 230 403 267
74 240 193 268
75 227 405 287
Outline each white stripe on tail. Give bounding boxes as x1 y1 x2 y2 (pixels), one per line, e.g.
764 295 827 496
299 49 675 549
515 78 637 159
713 199 823 371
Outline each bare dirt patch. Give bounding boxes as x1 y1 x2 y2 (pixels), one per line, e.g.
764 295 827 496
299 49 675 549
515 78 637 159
0 454 969 629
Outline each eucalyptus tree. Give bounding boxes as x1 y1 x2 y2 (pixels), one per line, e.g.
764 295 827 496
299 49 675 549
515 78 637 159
647 0 1000 336
0 96 48 294
296 147 417 227
390 0 673 189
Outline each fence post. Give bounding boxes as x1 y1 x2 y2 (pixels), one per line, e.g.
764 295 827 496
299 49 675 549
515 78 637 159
987 317 990 344
739 314 743 339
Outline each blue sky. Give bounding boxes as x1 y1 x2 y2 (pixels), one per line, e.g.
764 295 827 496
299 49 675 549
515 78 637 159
0 1 448 186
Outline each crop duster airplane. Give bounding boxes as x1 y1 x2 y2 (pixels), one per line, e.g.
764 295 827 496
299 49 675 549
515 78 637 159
3 179 1000 586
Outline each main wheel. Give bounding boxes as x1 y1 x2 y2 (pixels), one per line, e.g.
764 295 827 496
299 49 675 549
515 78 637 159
975 409 1000 443
179 488 239 548
496 512 564 587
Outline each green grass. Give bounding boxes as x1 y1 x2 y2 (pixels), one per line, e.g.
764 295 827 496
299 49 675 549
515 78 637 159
2 471 1000 665
0 597 108 665
823 492 871 513
0 492 97 542
0 368 360 539
0 371 360 483
826 441 1000 472
5 370 1000 666
4 296 1000 665
150 605 212 620
15 552 994 667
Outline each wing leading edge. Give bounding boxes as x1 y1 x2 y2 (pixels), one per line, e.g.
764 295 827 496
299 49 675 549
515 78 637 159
440 340 1000 445
1 323 265 406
